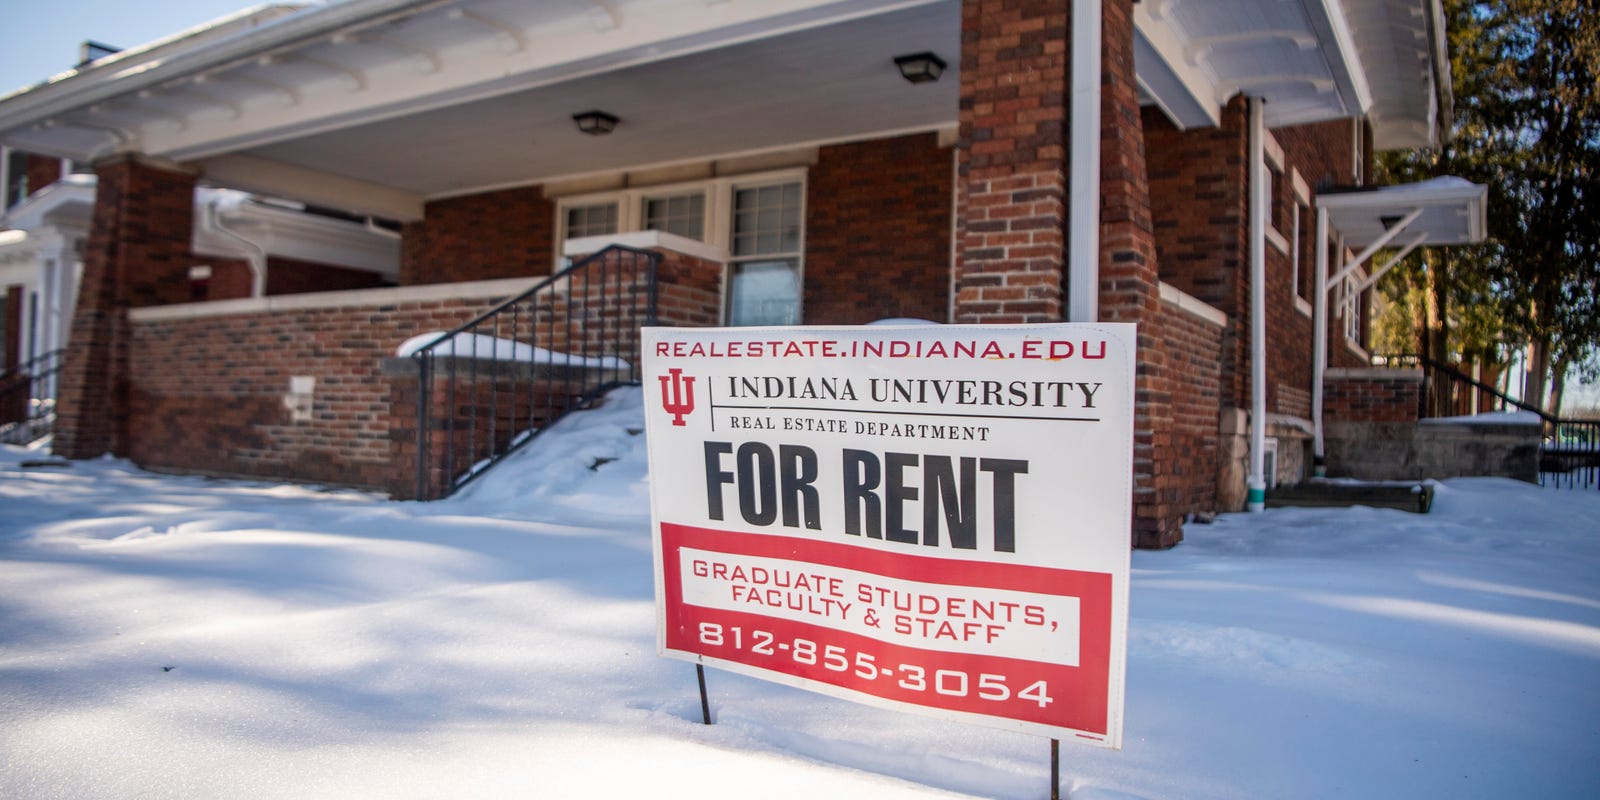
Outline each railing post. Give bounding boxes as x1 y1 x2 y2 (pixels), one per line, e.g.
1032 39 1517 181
414 352 430 501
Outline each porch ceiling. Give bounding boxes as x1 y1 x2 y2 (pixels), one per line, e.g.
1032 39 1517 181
1134 0 1448 149
236 3 961 200
0 0 1448 219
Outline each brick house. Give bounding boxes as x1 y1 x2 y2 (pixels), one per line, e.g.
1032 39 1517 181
0 0 1484 547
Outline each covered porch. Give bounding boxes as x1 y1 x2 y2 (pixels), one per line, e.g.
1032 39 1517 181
0 0 1456 542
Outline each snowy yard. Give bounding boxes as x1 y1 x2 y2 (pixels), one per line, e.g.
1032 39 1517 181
3 388 1598 799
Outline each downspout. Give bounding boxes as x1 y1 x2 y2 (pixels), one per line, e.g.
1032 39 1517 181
1311 205 1329 477
1067 0 1101 322
205 196 267 298
1247 96 1267 511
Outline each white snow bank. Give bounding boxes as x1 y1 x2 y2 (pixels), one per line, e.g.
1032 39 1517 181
396 330 629 370
1421 409 1544 425
3 394 1598 800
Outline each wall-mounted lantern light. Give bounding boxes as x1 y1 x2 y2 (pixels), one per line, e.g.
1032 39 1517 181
894 52 946 84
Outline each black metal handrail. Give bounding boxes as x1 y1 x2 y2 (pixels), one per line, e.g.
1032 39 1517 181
410 246 660 499
1375 353 1598 489
0 348 65 446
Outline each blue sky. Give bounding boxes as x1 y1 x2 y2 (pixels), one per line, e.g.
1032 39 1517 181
0 1 299 97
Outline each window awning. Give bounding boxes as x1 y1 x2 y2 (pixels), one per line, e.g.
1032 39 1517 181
1318 176 1487 249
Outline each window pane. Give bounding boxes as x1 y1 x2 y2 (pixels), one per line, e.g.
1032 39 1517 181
644 192 705 241
728 260 800 326
733 182 802 257
566 202 618 239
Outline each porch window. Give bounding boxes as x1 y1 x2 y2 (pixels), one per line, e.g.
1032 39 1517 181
552 168 807 325
565 202 619 239
643 192 705 241
727 182 803 326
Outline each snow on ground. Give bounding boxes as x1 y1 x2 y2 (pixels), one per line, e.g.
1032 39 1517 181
3 387 1598 799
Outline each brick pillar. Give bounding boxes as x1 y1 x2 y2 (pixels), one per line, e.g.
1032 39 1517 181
1096 0 1180 548
952 0 1069 323
53 155 196 459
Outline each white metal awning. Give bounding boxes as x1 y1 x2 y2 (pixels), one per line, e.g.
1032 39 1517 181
1319 175 1487 247
1318 175 1487 290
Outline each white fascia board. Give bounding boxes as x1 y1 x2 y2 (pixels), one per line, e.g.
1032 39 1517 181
1308 0 1373 116
0 0 436 129
196 153 424 221
1132 6 1221 129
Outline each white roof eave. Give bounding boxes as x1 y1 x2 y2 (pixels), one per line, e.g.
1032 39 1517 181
0 0 433 129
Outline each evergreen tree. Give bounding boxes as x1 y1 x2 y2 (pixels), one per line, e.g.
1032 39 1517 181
1375 0 1599 414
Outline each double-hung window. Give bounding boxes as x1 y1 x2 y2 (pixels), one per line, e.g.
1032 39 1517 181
727 181 802 326
555 170 805 326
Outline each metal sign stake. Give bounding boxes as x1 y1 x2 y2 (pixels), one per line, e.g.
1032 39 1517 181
1050 738 1060 800
696 663 713 724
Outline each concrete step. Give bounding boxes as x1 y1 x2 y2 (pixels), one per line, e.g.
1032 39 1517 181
1267 480 1433 513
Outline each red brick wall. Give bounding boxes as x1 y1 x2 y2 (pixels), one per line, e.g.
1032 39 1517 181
2 286 19 368
1275 119 1359 190
804 134 952 324
25 155 62 200
198 258 251 301
952 0 1069 324
1324 370 1422 424
655 250 723 328
1097 0 1186 548
400 186 555 285
1147 105 1368 421
126 293 514 489
1145 100 1249 411
123 244 712 495
0 286 23 425
267 257 389 296
1160 296 1225 518
196 257 389 301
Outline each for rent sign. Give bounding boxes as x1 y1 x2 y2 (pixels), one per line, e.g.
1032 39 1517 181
642 324 1133 747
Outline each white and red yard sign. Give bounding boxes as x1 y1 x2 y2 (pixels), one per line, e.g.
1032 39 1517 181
642 324 1133 747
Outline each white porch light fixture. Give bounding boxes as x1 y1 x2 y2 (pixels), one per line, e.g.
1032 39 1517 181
572 110 619 135
893 52 946 84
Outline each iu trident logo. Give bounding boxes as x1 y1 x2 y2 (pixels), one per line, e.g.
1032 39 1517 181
658 368 696 426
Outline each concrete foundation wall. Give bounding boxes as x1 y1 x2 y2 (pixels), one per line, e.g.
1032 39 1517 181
1324 420 1541 483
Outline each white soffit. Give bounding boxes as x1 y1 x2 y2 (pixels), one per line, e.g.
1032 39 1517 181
0 0 957 169
1317 176 1487 247
1134 0 1442 147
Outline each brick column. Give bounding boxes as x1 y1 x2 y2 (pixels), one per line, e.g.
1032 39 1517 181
1096 0 1180 548
53 155 197 459
952 1 1070 323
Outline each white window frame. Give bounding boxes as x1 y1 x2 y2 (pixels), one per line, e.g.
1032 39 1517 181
1339 259 1369 358
553 167 808 324
1290 168 1313 316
